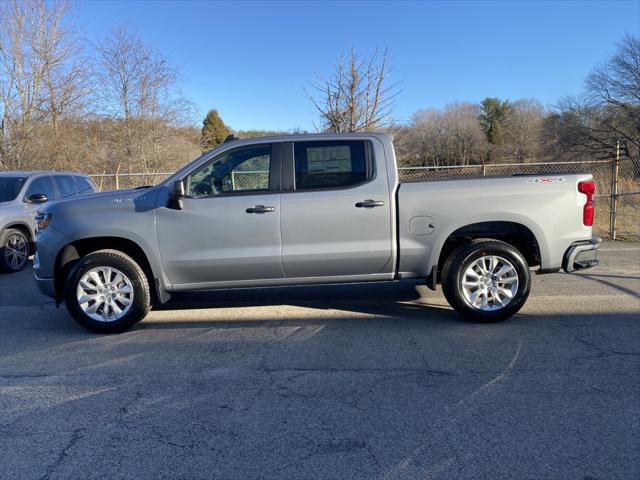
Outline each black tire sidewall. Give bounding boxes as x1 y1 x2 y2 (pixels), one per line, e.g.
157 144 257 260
64 252 149 333
0 228 29 272
447 242 531 322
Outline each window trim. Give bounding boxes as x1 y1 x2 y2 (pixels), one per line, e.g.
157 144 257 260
181 142 282 199
281 140 376 194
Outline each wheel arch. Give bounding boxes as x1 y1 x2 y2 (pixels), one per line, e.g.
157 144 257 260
54 236 170 305
3 222 35 252
428 220 545 289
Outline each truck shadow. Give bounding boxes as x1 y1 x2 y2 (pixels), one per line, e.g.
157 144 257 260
150 280 460 329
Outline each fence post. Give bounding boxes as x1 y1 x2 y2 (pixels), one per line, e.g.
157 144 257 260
115 172 119 190
609 141 620 240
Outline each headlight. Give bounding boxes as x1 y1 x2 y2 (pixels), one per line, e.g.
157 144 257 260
35 213 52 233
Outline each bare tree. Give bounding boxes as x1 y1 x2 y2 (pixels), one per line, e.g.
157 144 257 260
95 26 193 173
504 99 545 160
443 102 488 166
0 0 91 169
307 48 399 133
547 35 640 161
397 103 487 167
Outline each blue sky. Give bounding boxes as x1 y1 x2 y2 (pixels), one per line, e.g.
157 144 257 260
77 0 640 131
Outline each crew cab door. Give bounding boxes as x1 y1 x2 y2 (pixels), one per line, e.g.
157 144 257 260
156 143 284 288
280 139 393 279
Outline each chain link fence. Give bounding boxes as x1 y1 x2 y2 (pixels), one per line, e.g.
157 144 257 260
90 158 639 240
90 171 270 192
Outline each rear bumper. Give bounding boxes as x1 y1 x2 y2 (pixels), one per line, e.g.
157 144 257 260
562 236 601 273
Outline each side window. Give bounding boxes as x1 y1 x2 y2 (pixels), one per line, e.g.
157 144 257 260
74 176 95 194
54 176 78 198
293 141 370 190
187 144 271 197
25 177 57 200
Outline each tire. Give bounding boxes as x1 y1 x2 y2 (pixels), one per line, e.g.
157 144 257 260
441 239 531 323
64 249 151 333
0 228 30 273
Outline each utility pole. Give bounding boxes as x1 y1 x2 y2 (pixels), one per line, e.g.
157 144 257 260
609 140 620 240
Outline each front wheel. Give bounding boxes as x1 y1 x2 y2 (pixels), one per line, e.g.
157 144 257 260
441 239 531 322
64 249 151 333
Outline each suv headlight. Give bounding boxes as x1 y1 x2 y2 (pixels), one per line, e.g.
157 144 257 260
35 213 52 233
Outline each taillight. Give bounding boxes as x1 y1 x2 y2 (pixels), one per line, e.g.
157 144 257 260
578 180 596 226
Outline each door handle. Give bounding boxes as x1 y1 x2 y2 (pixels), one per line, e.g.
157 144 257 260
246 205 275 214
355 199 385 208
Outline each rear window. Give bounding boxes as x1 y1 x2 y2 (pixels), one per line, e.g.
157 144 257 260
54 175 78 198
74 176 95 194
0 177 27 202
293 141 370 190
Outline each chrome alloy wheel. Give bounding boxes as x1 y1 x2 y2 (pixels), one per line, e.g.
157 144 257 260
76 267 134 322
5 233 28 270
461 255 519 311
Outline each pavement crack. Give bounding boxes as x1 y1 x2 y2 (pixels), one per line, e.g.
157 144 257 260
149 428 195 450
115 391 144 430
38 427 86 480
573 335 640 357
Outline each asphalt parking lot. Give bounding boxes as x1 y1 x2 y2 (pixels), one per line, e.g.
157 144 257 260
1 241 639 480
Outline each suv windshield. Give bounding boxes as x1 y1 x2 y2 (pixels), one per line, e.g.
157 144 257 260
0 177 27 203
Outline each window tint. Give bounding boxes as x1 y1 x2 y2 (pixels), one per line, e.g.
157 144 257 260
0 177 27 202
294 141 369 190
187 145 271 197
74 176 95 194
26 177 57 200
54 175 78 198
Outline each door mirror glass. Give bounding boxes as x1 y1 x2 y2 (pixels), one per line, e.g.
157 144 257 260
28 193 48 204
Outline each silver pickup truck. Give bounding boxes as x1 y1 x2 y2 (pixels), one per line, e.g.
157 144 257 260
33 133 600 333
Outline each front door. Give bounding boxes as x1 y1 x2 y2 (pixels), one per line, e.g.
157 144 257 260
280 139 393 279
156 143 284 288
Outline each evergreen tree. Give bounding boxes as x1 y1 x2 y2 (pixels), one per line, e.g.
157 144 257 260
479 98 511 146
201 109 230 150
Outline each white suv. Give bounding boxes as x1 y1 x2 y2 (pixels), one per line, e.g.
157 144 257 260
0 171 96 272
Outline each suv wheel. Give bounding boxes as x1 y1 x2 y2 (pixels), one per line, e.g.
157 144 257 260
0 228 30 273
441 239 531 322
64 249 151 333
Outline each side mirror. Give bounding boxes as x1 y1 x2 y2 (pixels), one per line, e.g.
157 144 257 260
168 180 185 210
28 193 48 204
172 180 186 198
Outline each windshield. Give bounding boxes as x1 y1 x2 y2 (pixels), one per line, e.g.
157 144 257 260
0 177 27 203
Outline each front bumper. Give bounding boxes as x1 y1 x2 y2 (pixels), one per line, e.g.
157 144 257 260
33 251 57 298
34 273 56 298
562 236 601 273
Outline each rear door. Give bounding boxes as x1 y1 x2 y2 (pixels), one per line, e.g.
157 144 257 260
280 139 393 279
156 142 284 288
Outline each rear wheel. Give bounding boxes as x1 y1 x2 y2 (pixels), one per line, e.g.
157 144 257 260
0 228 30 273
441 239 531 322
64 250 151 333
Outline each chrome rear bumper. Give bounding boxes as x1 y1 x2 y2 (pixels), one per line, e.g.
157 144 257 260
563 237 601 273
